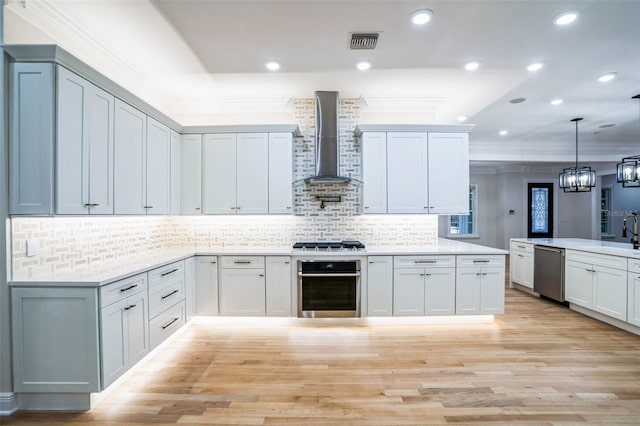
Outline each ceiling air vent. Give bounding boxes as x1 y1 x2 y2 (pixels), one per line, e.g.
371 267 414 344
350 33 379 50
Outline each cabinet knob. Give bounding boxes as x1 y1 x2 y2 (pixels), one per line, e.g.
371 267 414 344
259 274 265 277
196 207 201 210
211 261 216 264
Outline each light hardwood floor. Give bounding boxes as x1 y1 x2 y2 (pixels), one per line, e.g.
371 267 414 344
4 288 640 425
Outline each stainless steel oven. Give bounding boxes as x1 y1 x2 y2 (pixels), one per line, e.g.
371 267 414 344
297 260 361 318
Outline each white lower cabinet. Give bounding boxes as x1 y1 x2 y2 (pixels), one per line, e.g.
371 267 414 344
393 256 456 316
219 256 266 316
628 269 640 327
367 256 393 316
195 256 219 315
510 241 534 289
100 273 149 389
266 256 292 316
565 250 627 321
147 261 186 349
455 256 505 315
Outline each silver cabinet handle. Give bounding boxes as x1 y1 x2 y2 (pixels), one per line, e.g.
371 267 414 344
473 260 490 263
517 245 526 249
234 261 251 264
414 260 436 264
161 317 179 330
144 205 153 209
124 304 137 311
120 284 138 292
84 203 99 207
161 268 179 277
161 289 179 300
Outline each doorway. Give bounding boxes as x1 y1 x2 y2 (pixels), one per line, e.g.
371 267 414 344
528 183 554 238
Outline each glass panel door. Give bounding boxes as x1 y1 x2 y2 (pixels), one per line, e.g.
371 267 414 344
528 183 554 238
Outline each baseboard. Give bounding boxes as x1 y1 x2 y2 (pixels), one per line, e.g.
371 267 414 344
570 304 640 336
0 392 18 416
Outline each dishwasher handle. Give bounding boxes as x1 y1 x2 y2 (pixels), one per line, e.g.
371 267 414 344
535 246 564 255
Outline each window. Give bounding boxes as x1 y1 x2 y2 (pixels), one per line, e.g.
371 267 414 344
527 183 554 238
449 185 477 237
601 186 612 235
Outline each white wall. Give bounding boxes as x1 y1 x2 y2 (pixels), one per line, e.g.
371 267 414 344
601 174 640 243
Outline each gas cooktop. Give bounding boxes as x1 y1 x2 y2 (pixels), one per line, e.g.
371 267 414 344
293 241 366 251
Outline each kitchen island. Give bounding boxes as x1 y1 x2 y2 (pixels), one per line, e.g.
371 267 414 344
510 237 640 336
9 239 506 411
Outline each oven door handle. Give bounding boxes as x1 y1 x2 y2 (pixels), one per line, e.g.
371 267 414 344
298 272 361 277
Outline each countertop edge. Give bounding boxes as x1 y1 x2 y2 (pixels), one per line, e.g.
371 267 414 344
510 238 640 259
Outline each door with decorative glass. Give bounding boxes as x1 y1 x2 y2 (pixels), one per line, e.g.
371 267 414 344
527 183 554 238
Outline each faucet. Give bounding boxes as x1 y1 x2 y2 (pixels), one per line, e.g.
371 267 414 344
622 212 639 250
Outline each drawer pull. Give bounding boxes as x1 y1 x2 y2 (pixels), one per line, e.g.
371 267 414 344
517 245 526 249
120 284 138 292
473 260 490 263
259 274 265 277
518 254 524 258
124 304 137 311
84 203 99 207
476 273 482 276
425 273 431 277
161 268 179 277
144 205 153 209
234 261 252 264
161 317 179 330
414 260 436 264
161 289 180 300
211 261 217 264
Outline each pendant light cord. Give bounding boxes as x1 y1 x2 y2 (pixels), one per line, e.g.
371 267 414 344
571 117 583 168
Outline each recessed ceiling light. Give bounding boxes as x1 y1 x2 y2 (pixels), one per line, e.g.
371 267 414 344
550 99 563 106
499 130 508 136
356 61 371 71
527 62 544 72
553 11 578 26
411 9 434 25
457 115 468 122
265 61 280 71
509 97 526 104
464 61 480 71
598 72 617 82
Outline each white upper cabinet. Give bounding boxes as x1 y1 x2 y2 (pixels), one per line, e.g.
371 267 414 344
56 65 114 215
203 133 237 214
236 133 269 214
387 132 428 213
362 132 387 214
9 63 55 215
145 117 171 215
114 99 147 214
427 133 469 214
268 133 293 214
170 130 181 215
180 134 202 214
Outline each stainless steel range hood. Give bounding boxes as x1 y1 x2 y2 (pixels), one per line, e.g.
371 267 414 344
304 91 351 184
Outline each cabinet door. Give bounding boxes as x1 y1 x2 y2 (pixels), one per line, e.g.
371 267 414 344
521 251 534 289
203 133 236 214
87 84 115 214
237 133 269 214
387 132 428 213
510 251 525 285
362 132 387 214
170 129 181 215
126 291 150 366
427 133 469 214
456 268 481 314
184 257 196 320
367 256 393 316
268 133 293 214
266 256 292 316
593 266 627 321
480 269 505 314
565 261 593 308
393 268 425 315
146 117 171 215
181 134 202 214
114 99 146 214
10 62 55 215
219 269 266 316
56 65 90 215
100 299 128 389
195 256 219 315
628 272 640 327
424 268 456 315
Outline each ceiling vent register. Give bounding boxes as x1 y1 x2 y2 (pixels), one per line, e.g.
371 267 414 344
350 33 379 50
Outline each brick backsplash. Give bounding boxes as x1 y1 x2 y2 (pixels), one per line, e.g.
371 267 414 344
10 97 438 279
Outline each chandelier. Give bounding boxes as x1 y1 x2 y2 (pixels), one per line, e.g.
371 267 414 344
559 117 596 192
616 94 640 188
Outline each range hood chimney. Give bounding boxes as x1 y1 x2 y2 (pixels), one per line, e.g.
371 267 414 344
304 91 351 184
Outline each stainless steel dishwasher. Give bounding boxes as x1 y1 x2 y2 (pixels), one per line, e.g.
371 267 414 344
533 245 565 302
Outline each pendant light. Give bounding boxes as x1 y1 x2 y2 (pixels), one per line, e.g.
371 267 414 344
559 117 596 192
616 94 640 188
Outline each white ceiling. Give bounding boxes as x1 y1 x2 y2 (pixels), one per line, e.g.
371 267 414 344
4 0 640 164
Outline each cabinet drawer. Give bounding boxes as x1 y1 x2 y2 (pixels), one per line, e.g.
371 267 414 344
149 278 185 319
100 273 147 308
565 250 626 270
629 258 640 274
148 260 185 288
510 241 534 254
149 300 185 349
221 256 265 269
456 255 505 267
394 255 455 268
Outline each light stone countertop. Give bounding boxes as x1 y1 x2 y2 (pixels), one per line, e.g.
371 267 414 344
511 238 640 259
10 239 507 288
